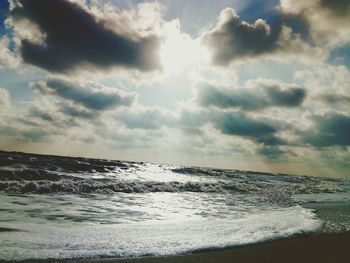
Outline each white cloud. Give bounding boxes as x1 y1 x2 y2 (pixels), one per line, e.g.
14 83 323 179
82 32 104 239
0 37 19 69
0 88 10 108
295 64 350 95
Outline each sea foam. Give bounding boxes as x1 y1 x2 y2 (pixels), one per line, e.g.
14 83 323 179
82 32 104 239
0 206 322 260
0 151 348 261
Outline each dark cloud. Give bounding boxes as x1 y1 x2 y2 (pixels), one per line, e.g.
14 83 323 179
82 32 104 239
319 94 350 104
201 8 282 65
32 77 136 111
257 146 286 159
281 13 312 43
320 0 350 16
211 111 285 146
302 113 350 147
197 81 306 110
10 0 161 73
266 85 306 107
177 107 287 145
279 0 350 48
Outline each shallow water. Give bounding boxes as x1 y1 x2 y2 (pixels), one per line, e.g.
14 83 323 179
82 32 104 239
0 151 349 260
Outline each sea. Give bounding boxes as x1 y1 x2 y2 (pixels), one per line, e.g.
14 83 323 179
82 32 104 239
0 151 349 261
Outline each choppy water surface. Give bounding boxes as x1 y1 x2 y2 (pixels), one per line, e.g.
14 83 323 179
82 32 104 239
0 151 349 260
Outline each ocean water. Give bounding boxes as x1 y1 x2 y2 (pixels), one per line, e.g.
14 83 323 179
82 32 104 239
0 151 349 260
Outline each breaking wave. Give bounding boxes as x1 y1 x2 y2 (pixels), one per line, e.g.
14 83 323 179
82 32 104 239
0 150 349 261
0 169 342 196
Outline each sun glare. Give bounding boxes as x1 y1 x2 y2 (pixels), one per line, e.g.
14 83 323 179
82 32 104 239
160 33 199 75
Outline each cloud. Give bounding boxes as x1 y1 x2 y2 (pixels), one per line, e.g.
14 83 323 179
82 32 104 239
60 102 99 120
7 0 161 73
197 79 306 110
25 100 98 130
318 93 350 105
178 107 286 146
200 8 281 65
29 107 56 123
257 146 286 159
0 88 10 108
279 0 350 48
302 113 350 147
281 13 311 43
211 111 286 146
21 129 50 142
31 76 136 111
295 65 350 95
24 99 83 128
319 0 350 16
0 94 102 146
115 107 177 130
200 7 318 66
178 108 208 135
0 36 19 69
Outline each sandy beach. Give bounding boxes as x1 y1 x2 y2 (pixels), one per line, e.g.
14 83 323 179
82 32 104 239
3 232 349 263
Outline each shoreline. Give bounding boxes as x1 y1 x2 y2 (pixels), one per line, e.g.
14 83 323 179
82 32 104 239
2 232 350 263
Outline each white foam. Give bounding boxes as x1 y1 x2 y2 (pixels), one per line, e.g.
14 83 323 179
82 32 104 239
0 206 322 260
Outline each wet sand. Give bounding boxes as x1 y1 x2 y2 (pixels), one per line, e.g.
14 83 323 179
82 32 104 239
3 232 350 263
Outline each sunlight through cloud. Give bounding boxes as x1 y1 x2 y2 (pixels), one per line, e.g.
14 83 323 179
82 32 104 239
160 21 200 76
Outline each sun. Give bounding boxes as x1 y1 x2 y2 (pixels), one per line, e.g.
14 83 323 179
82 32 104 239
160 33 199 75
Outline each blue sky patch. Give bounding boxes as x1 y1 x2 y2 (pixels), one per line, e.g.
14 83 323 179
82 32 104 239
328 45 350 69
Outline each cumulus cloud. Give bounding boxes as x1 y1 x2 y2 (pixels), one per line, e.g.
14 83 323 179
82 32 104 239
279 0 350 48
0 36 19 69
201 8 280 65
7 0 162 73
302 113 350 147
197 79 306 110
200 7 319 66
31 76 136 111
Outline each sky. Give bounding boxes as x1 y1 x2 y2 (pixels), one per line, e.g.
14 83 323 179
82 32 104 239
0 0 349 178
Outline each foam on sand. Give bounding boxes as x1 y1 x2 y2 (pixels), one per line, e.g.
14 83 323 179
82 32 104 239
0 206 322 260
